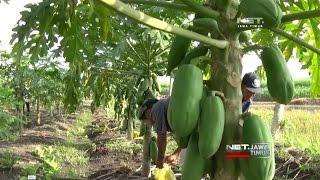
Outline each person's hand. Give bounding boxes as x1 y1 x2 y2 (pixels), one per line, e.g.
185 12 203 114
164 154 179 165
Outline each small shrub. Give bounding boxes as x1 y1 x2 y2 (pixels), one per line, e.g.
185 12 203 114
0 151 19 170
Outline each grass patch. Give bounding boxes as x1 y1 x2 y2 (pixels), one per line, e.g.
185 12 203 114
0 110 25 141
65 112 92 146
0 151 19 170
21 112 93 179
255 79 311 101
251 108 320 156
166 134 178 156
160 82 170 96
105 137 142 154
30 144 89 179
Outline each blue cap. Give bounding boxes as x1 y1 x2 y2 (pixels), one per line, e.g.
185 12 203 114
138 98 158 120
242 72 261 93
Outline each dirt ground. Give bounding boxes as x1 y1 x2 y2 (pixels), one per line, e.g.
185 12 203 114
0 111 79 179
0 109 146 180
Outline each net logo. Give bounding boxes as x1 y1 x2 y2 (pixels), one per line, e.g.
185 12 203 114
237 17 264 28
225 143 271 159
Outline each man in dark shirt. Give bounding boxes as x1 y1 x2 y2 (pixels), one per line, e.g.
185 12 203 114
139 97 180 168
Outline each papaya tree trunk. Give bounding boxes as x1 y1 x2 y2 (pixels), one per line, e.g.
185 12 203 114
209 39 243 180
127 118 133 140
142 123 152 177
271 103 285 140
56 101 61 115
50 104 54 117
127 106 133 140
36 97 41 125
18 103 24 133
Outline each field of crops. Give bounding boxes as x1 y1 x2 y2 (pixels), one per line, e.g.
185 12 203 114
255 79 312 101
1 106 319 179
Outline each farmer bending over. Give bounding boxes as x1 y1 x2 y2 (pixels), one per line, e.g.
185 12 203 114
138 98 181 168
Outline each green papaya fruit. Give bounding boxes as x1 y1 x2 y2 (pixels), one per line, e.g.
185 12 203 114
239 112 275 180
168 64 203 137
173 134 190 149
239 0 282 28
193 18 219 32
139 79 149 92
150 137 158 162
151 73 157 81
181 46 209 65
190 56 211 70
166 36 191 75
181 133 206 180
152 80 161 92
198 94 225 158
144 88 156 99
239 31 250 44
203 158 214 178
261 45 294 104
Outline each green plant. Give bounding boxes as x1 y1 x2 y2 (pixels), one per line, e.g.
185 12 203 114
34 146 60 178
0 151 19 170
21 165 40 177
106 137 143 154
0 111 24 140
33 143 89 178
166 35 191 74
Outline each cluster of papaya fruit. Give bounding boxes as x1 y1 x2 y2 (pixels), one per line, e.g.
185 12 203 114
166 50 286 180
145 0 293 178
167 64 279 180
167 63 224 180
165 19 225 177
136 73 162 104
162 3 293 180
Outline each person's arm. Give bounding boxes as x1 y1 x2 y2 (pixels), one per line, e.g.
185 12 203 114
156 132 167 168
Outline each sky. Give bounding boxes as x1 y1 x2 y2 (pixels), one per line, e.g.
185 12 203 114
0 0 310 82
0 0 41 50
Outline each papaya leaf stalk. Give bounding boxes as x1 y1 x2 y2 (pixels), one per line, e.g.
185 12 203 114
281 9 320 23
97 0 229 49
122 0 191 11
242 45 263 53
271 28 320 55
179 0 220 19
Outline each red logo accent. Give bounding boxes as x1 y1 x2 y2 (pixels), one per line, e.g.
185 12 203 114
225 152 250 159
